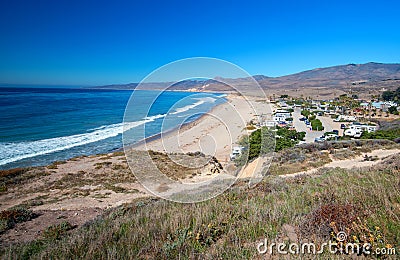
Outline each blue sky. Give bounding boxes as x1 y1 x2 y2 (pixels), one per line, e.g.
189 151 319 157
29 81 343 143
0 0 399 85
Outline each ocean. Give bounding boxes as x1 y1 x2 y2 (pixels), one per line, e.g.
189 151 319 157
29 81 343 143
0 87 226 169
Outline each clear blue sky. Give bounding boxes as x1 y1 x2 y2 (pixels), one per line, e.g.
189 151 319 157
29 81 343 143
0 0 399 85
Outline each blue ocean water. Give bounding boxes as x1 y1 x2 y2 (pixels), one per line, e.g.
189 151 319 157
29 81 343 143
0 87 225 169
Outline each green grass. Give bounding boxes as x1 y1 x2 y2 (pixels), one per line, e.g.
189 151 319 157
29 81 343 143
2 157 399 259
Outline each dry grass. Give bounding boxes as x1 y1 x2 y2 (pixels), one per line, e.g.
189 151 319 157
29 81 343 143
3 154 399 259
270 139 399 175
0 167 48 190
148 150 221 180
270 147 332 175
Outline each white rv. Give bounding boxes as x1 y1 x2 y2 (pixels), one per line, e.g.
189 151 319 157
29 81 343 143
230 146 244 160
344 123 377 137
334 115 357 122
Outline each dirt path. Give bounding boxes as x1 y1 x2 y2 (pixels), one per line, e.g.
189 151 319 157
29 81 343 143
280 149 399 179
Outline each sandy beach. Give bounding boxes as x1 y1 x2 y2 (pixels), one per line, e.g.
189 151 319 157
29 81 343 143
134 94 273 165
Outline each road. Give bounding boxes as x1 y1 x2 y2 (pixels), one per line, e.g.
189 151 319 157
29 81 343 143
292 108 324 143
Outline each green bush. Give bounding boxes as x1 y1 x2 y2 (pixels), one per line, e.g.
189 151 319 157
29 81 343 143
311 119 324 131
0 207 35 233
301 110 311 118
42 221 74 240
236 127 306 165
388 106 398 115
361 128 400 141
0 183 7 192
382 87 400 101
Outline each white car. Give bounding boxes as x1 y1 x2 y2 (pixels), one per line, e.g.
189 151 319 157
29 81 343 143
344 129 362 138
325 133 339 140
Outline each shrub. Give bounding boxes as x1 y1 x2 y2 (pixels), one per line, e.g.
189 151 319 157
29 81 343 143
301 110 311 118
42 221 74 240
0 183 7 192
388 106 398 115
246 125 256 130
0 208 36 233
311 119 324 131
361 128 400 141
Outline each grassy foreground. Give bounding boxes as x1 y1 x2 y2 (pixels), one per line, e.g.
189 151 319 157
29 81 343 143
2 155 399 259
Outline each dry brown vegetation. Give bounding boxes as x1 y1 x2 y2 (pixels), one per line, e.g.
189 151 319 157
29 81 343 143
0 141 399 259
0 152 398 259
269 139 399 175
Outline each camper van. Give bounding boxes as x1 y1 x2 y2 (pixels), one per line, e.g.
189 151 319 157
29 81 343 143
344 122 377 138
230 146 245 160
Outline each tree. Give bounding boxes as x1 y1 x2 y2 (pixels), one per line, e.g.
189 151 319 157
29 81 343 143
311 119 324 131
388 106 398 115
301 110 311 118
235 126 306 165
382 90 395 101
395 87 400 101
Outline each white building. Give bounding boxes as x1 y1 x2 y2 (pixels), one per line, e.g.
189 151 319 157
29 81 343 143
334 115 357 122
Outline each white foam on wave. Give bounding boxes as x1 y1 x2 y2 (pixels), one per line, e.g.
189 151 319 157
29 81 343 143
170 100 205 115
169 97 217 115
195 97 217 103
0 114 166 166
0 95 222 166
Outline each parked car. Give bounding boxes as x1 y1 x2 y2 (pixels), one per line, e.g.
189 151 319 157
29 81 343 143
340 124 346 129
325 133 338 140
296 141 307 146
332 130 339 135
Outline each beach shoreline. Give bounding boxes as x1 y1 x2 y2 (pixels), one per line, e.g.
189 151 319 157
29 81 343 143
121 99 224 152
132 93 273 164
0 89 232 170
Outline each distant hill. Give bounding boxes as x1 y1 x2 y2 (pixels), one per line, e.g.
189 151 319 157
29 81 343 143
92 62 400 97
257 62 400 88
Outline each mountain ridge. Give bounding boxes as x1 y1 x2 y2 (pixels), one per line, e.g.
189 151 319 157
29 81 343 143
93 62 400 96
